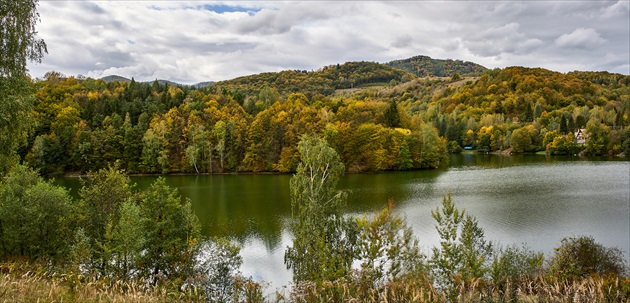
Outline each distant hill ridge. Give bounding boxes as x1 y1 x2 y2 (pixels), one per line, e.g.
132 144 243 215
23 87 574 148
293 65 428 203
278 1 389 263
99 55 487 89
100 75 132 83
212 61 414 98
100 75 214 88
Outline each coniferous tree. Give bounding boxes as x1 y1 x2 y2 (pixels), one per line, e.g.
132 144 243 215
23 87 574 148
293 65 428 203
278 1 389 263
560 114 568 135
384 100 401 128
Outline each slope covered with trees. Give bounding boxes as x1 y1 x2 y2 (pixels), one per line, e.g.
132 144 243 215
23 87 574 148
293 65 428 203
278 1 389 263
391 66 630 155
22 71 447 176
214 61 414 99
17 63 630 178
387 55 487 77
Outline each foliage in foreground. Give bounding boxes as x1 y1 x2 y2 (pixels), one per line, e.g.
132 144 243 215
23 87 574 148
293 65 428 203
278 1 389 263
0 165 263 302
2 136 629 302
282 135 629 303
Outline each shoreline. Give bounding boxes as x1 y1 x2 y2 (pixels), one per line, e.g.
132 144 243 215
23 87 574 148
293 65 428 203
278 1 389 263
59 152 630 178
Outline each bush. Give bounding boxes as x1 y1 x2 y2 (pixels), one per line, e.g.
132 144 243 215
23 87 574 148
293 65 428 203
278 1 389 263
0 165 75 262
491 244 544 284
549 236 628 279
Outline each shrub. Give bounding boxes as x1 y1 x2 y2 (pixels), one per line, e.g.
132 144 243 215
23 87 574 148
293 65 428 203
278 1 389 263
549 236 628 279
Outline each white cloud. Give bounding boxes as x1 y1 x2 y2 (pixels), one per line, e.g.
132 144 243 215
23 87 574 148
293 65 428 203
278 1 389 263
555 28 607 49
27 1 630 82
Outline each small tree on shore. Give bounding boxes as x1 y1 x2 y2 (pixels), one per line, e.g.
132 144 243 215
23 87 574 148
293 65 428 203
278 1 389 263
285 134 357 284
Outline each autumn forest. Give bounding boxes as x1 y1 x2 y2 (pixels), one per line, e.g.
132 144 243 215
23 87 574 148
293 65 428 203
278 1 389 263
24 58 630 177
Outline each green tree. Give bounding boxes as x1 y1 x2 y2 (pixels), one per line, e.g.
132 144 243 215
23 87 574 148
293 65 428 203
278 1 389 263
510 127 532 153
106 199 145 279
197 238 245 303
0 0 47 78
491 244 544 285
355 199 425 287
0 0 47 175
397 138 413 170
430 194 492 300
140 177 200 284
214 120 227 170
560 114 568 135
285 134 357 284
78 165 134 271
121 113 143 173
430 194 464 293
383 100 401 128
142 119 169 173
585 120 610 155
415 123 447 168
0 165 73 261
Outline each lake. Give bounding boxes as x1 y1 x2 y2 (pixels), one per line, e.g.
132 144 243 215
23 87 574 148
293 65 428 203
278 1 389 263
56 154 630 290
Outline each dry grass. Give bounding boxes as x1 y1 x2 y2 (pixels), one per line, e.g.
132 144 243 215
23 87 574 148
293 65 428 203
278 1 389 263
286 276 630 303
0 262 204 303
2 261 628 303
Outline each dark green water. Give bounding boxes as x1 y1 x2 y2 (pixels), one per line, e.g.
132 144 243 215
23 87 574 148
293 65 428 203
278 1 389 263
56 155 630 288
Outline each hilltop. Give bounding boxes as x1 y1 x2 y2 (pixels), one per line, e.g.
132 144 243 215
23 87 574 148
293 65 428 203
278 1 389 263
97 55 486 96
100 75 212 88
212 61 414 99
387 55 487 77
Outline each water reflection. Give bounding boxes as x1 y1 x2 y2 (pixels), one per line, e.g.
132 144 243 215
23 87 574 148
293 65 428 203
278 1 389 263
130 174 292 250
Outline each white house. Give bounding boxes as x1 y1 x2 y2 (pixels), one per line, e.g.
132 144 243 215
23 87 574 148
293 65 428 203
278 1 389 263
574 128 587 144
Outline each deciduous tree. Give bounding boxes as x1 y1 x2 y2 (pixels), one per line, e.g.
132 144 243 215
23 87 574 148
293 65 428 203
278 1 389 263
0 0 47 174
285 134 357 283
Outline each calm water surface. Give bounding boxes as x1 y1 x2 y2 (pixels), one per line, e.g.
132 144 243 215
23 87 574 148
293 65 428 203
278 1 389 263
58 155 630 290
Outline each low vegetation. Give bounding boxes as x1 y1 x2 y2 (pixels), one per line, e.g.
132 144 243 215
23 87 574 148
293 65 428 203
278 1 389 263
1 136 628 302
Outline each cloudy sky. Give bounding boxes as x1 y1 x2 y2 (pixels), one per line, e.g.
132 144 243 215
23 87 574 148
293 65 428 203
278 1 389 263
28 0 630 84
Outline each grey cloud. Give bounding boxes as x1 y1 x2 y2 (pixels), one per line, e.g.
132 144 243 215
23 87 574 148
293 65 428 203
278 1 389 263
235 8 291 35
461 23 543 57
601 0 630 19
204 41 258 54
79 1 105 15
28 1 629 83
46 39 136 74
477 22 521 40
233 3 334 35
392 35 412 48
154 32 258 55
518 39 544 53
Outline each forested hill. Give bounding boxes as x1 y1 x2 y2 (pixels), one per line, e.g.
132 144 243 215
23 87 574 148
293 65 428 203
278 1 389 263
432 67 629 119
212 61 414 99
22 64 630 176
420 66 629 154
387 55 487 77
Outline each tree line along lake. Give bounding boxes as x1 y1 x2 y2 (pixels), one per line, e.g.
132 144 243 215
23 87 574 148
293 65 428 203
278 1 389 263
55 154 630 289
